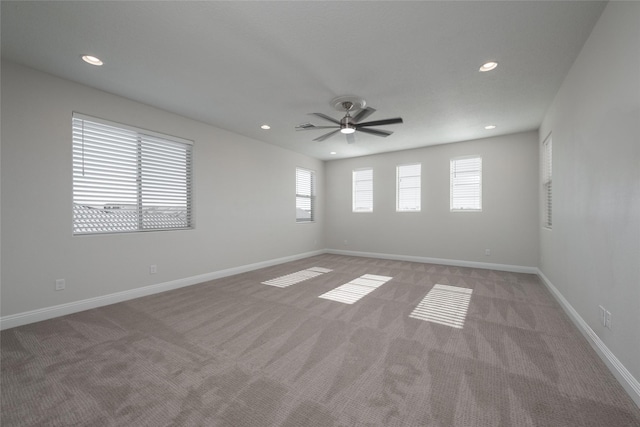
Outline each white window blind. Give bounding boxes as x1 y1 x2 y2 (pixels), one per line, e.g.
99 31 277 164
72 113 193 235
353 168 373 212
543 136 552 228
450 156 482 211
296 167 315 222
397 163 421 212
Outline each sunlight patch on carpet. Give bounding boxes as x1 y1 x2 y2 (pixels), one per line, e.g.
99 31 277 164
409 284 473 328
262 267 332 288
318 274 392 304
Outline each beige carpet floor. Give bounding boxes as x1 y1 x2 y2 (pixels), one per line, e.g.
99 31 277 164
2 254 639 426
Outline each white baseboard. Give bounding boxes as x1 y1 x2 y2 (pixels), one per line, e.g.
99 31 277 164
537 270 640 408
0 249 537 330
0 250 324 331
326 249 539 274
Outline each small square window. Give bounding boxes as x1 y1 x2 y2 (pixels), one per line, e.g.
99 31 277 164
397 163 421 212
353 168 373 212
450 156 482 211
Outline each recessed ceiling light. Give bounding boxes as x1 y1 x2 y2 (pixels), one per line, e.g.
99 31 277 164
484 125 497 130
479 61 498 72
81 55 103 66
260 124 271 130
330 151 337 155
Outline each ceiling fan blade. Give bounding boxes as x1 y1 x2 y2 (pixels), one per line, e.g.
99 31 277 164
313 129 341 142
346 133 356 144
352 107 376 123
357 117 403 127
310 112 341 125
295 125 339 131
357 127 393 137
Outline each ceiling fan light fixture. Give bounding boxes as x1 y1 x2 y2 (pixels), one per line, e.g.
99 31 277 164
340 126 356 134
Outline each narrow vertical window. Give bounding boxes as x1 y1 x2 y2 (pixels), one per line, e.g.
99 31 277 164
450 156 482 211
296 167 315 222
397 163 421 212
543 135 552 228
72 113 193 234
353 168 373 212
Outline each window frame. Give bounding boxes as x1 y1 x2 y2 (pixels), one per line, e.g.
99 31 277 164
295 167 316 223
396 163 421 212
542 135 552 229
450 156 482 212
72 113 194 235
352 168 373 213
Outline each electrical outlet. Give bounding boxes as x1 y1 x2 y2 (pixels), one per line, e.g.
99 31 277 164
599 305 606 326
485 249 491 256
344 240 348 246
605 311 612 329
55 279 66 291
149 265 157 274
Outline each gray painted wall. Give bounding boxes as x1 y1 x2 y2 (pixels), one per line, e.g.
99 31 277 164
324 132 539 268
539 2 640 380
1 62 324 317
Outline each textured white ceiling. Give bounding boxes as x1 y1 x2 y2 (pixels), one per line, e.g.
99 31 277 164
1 1 606 160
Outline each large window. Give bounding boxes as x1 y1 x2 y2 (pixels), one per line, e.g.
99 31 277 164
450 156 482 211
396 163 421 212
296 167 315 222
353 168 373 212
542 135 552 228
72 113 193 235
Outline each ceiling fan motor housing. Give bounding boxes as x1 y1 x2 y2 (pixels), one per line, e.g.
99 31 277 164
340 114 356 134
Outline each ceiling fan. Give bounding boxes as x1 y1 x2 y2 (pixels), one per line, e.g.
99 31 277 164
296 96 403 143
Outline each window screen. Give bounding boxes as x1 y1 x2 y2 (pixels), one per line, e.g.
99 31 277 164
450 156 482 211
353 168 373 212
296 167 315 222
543 135 552 228
397 163 421 212
72 113 193 234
